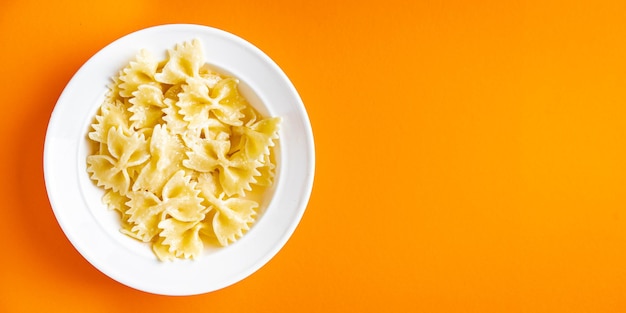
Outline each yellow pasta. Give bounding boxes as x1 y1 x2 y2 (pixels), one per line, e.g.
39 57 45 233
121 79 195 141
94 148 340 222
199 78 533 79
119 49 160 98
132 124 186 195
128 84 166 130
87 127 150 195
154 39 204 85
87 39 280 261
196 173 258 246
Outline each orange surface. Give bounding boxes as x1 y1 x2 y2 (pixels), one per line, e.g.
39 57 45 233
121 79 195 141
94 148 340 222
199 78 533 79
2 0 626 312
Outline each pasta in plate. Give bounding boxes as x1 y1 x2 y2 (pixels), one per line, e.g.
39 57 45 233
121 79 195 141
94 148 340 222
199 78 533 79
86 39 280 261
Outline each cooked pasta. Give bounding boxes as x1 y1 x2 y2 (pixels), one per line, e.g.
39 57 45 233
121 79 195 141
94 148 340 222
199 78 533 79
86 39 280 261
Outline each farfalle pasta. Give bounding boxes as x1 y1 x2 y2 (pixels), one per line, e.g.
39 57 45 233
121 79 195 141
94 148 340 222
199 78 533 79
87 39 280 261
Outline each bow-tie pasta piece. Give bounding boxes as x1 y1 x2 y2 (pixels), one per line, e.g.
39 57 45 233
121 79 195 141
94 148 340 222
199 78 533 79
210 197 258 246
133 124 187 196
234 116 281 162
86 39 281 261
198 174 259 246
183 133 262 197
128 84 166 130
87 127 150 195
156 218 204 260
155 39 204 85
125 190 165 242
88 99 131 144
177 77 245 130
182 133 230 174
197 173 258 246
119 49 160 98
125 170 206 244
160 170 207 222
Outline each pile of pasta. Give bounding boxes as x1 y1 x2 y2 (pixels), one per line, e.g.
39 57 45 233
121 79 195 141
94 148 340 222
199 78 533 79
86 39 280 261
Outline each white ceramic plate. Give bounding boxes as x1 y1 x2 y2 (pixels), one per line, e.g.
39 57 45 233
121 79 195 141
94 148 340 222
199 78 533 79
44 24 314 295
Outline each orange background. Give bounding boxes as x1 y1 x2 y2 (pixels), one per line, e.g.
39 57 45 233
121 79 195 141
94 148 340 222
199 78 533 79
2 0 626 312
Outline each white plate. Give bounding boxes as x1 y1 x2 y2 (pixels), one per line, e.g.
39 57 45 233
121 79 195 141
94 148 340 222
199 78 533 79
43 24 315 295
